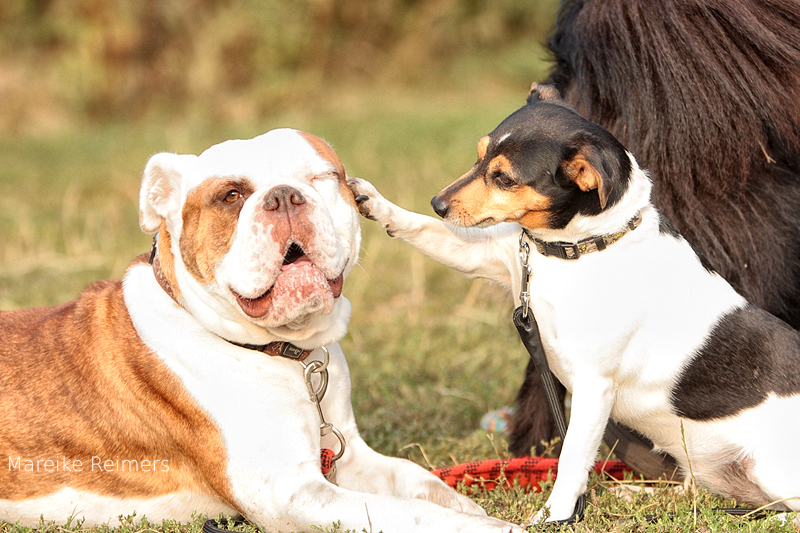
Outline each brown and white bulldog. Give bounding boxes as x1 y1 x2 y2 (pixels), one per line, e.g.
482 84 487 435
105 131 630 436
0 129 520 533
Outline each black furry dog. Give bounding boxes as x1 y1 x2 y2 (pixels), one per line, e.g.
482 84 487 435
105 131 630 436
510 0 800 472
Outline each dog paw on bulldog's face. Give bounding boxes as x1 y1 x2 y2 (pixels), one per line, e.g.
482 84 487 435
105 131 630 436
140 129 361 347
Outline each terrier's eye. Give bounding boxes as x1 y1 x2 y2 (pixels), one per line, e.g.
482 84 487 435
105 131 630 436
224 190 241 203
493 172 515 188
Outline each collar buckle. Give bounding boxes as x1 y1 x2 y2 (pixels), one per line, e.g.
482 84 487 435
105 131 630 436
535 240 580 260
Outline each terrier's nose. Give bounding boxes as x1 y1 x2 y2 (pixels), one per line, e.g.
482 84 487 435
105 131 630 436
431 194 449 218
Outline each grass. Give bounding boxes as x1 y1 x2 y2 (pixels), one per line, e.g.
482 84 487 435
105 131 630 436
1 89 796 532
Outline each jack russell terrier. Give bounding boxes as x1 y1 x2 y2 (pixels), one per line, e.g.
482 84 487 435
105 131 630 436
349 84 800 522
0 129 521 533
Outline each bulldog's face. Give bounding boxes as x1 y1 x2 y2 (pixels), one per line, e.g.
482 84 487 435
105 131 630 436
138 129 361 347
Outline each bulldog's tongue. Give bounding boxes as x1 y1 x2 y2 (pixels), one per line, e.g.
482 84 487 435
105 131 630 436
282 255 312 271
234 260 342 320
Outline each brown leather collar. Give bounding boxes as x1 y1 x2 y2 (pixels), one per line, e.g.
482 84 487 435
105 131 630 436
227 340 313 361
148 233 313 362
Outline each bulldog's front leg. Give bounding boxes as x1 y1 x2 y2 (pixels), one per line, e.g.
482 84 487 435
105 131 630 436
347 177 518 287
238 467 522 533
531 376 615 523
335 437 487 516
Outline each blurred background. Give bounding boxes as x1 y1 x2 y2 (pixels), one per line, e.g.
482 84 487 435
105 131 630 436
0 0 558 131
0 0 560 470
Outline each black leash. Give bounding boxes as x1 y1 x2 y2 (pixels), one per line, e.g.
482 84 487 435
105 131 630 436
513 306 586 524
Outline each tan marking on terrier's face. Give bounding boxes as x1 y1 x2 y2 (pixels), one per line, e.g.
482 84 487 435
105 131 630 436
435 153 552 229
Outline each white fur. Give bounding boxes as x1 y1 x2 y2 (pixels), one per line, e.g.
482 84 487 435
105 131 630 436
349 154 800 522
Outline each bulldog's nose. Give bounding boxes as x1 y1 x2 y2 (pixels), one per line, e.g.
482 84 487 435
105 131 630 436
431 194 449 219
264 186 306 212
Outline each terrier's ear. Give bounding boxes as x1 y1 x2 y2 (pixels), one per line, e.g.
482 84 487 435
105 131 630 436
527 83 562 104
139 153 196 233
560 145 613 209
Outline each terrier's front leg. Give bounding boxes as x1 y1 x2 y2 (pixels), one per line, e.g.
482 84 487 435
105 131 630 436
347 177 518 285
529 376 615 523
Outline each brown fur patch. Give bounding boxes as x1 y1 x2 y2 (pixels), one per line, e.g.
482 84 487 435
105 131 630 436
298 131 355 208
561 152 611 208
517 204 554 230
710 460 776 508
528 83 561 102
562 153 601 192
0 278 233 504
180 178 255 284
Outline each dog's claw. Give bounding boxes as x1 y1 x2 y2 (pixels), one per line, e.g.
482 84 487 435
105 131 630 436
353 194 376 219
348 177 399 230
349 179 380 220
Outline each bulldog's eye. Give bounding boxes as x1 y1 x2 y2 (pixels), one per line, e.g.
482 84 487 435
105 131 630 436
311 171 339 182
223 190 241 203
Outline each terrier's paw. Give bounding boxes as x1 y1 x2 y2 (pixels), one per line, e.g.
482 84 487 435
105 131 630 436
347 177 395 229
528 498 578 524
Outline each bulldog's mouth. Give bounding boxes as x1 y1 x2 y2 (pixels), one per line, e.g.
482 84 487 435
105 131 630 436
232 243 344 320
283 242 306 265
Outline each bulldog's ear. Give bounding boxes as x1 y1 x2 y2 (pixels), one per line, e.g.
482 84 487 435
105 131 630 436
527 83 562 104
560 145 614 209
139 153 195 233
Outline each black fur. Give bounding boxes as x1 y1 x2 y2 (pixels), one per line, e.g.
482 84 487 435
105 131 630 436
509 357 566 457
510 0 800 457
671 304 800 420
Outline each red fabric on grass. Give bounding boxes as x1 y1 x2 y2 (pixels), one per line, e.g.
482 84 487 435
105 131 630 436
432 457 631 492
